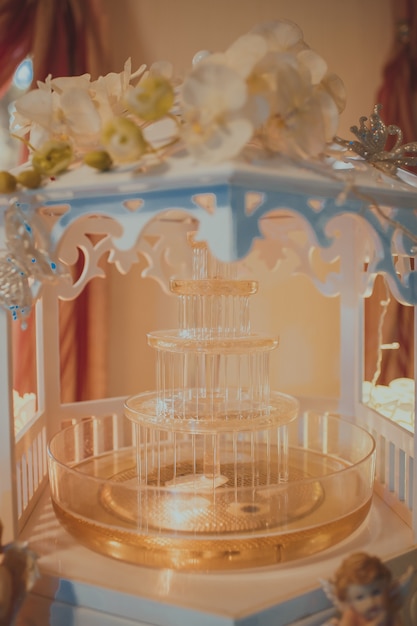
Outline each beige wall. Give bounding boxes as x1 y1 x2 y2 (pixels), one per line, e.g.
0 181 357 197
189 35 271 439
99 0 393 401
102 0 393 137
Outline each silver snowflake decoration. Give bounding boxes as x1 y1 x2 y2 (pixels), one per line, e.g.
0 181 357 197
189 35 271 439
0 203 67 327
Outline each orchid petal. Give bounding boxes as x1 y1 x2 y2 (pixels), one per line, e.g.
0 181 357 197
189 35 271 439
297 49 328 84
184 116 253 163
273 61 310 114
60 88 102 135
290 100 326 156
182 63 247 114
315 90 339 140
123 58 132 84
13 90 53 130
51 75 91 94
321 72 346 113
224 33 268 78
28 126 52 150
36 75 53 91
251 20 304 52
243 94 270 127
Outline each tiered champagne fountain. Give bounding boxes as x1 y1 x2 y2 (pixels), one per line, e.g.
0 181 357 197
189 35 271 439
124 233 299 539
49 233 375 570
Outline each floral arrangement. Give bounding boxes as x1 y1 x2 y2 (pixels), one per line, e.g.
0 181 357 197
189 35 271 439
0 19 347 192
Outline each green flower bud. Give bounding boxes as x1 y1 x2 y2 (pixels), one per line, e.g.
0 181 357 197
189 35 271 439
32 140 74 176
127 75 174 122
101 117 148 163
0 171 17 193
83 150 113 171
16 169 43 189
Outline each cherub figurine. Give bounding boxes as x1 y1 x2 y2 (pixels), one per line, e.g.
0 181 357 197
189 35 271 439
0 520 39 625
321 552 414 626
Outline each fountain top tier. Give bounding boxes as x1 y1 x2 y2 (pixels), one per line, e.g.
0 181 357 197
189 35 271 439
125 233 293 427
170 232 263 340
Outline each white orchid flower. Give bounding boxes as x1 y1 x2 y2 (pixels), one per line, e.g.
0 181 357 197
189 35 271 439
262 55 339 157
127 75 174 122
181 62 255 163
12 74 94 146
198 34 270 132
10 59 146 157
93 59 144 100
87 59 144 125
7 19 346 175
12 89 54 134
12 88 66 150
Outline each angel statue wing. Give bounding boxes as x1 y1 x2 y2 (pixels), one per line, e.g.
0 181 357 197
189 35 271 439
319 577 343 625
320 578 343 610
390 565 415 608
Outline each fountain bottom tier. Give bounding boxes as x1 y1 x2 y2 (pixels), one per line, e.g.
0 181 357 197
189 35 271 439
48 411 375 571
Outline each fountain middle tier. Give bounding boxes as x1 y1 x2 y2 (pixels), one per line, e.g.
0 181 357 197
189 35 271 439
125 389 299 430
125 390 298 499
146 330 279 419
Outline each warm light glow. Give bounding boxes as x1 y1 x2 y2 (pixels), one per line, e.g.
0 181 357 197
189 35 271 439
13 58 33 90
165 473 228 490
13 390 36 435
166 495 211 525
363 379 414 431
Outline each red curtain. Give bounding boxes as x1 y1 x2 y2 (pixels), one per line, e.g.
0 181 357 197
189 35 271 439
0 0 36 98
1 0 110 402
376 0 417 144
365 0 416 384
0 0 108 91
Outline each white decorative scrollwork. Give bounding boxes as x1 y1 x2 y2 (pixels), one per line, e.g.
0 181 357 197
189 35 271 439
3 159 417 313
53 210 199 300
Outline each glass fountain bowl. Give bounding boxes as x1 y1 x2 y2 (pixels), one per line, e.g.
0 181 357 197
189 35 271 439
48 411 375 571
